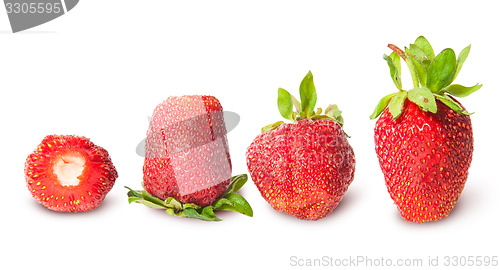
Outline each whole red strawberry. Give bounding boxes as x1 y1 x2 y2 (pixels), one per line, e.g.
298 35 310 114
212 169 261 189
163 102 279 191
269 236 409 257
247 71 355 220
370 36 481 222
143 95 231 207
25 135 118 212
128 95 252 221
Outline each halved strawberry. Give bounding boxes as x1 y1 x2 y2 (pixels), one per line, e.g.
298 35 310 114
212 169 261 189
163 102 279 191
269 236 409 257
25 135 118 212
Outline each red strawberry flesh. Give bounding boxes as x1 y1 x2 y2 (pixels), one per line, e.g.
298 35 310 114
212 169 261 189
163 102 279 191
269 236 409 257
247 119 355 220
25 135 118 212
374 100 473 222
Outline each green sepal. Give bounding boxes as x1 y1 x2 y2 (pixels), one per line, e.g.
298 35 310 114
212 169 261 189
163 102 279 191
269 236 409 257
388 91 408 119
291 95 301 112
373 37 481 120
126 187 141 202
453 45 471 82
124 174 253 221
310 114 340 124
434 94 473 115
164 197 183 210
389 52 402 81
223 174 248 196
414 36 435 60
261 121 284 132
383 53 402 90
126 194 167 209
406 43 433 86
403 47 421 88
426 48 456 92
273 71 351 136
407 87 437 113
277 88 294 121
299 70 317 118
407 52 427 87
126 187 169 209
181 207 222 222
213 193 253 217
324 104 344 127
408 44 430 65
370 92 397 119
441 83 482 98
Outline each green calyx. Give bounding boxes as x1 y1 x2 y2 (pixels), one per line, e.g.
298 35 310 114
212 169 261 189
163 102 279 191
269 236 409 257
125 174 253 221
370 36 482 120
262 71 346 133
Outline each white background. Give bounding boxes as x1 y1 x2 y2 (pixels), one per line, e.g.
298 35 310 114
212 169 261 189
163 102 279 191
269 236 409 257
1 1 498 269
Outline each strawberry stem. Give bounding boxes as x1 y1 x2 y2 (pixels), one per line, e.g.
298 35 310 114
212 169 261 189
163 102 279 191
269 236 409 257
388 44 406 60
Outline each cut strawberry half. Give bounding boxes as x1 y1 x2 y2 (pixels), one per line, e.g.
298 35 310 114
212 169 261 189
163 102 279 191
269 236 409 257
25 135 118 212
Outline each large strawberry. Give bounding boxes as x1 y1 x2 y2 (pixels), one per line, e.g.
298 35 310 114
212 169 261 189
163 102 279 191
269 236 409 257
246 71 355 221
127 95 252 221
25 135 118 212
370 36 481 222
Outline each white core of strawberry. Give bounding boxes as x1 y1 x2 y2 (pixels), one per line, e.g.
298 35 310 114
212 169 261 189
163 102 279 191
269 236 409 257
53 153 86 186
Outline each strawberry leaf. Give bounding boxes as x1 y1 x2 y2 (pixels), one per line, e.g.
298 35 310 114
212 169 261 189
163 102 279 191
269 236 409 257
125 187 142 201
407 55 427 87
181 207 222 221
125 187 168 209
426 48 456 92
384 53 402 90
403 47 421 88
324 104 341 117
374 37 480 120
414 36 435 60
389 52 402 79
124 174 253 221
223 174 248 196
388 91 407 119
277 88 294 121
164 197 183 210
299 71 317 118
261 121 284 132
324 104 344 126
370 92 397 119
452 45 471 82
441 83 482 98
291 95 301 112
434 94 473 115
408 44 429 64
214 193 253 217
407 87 437 113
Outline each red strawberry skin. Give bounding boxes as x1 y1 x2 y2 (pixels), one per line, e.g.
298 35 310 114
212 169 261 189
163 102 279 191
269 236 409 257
143 95 231 207
246 119 355 220
374 100 473 222
25 135 118 212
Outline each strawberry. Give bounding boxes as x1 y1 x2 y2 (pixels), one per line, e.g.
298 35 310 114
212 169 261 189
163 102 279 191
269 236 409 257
25 135 118 212
128 95 253 221
143 95 231 206
246 71 355 220
370 36 481 222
